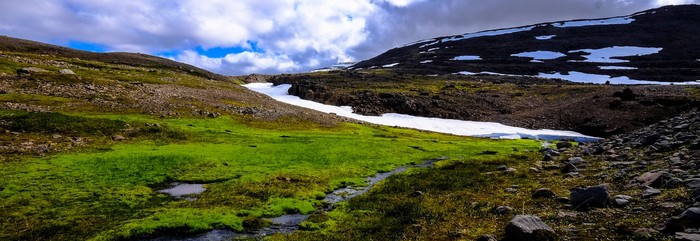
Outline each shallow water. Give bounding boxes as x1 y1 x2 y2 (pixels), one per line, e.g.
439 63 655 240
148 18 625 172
159 183 206 200
147 158 445 241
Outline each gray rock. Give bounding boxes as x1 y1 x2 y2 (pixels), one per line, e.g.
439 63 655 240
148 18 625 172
58 69 75 75
532 188 556 199
570 185 610 210
16 67 47 76
629 172 669 188
666 178 683 188
112 135 126 141
566 157 584 165
642 188 661 199
493 206 514 215
613 197 630 208
497 165 508 171
504 168 517 174
504 215 556 241
675 232 700 241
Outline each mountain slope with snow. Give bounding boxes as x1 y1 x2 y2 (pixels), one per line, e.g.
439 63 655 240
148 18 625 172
352 5 700 83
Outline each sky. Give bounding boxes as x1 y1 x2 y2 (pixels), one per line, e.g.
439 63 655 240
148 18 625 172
0 0 697 75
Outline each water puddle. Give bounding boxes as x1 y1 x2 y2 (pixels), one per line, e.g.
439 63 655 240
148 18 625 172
147 157 446 241
158 183 206 201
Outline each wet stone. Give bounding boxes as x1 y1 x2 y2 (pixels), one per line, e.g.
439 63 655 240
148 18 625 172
642 188 661 199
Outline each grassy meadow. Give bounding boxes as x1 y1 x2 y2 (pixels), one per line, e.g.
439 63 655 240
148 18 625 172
0 111 542 241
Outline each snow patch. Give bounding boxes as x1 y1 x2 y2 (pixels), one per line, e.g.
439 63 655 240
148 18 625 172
538 71 700 85
511 51 566 60
451 55 482 61
598 66 638 70
382 63 400 68
243 83 600 141
421 26 535 48
427 47 440 52
553 17 635 28
535 35 556 40
420 60 433 64
570 46 662 63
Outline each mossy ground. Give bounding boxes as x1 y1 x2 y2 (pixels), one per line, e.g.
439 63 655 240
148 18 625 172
0 110 541 241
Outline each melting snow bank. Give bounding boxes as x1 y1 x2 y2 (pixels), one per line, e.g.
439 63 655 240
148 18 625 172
243 83 600 142
538 71 700 85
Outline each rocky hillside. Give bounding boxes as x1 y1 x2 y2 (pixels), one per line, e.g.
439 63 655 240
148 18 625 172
352 5 700 83
486 107 700 240
0 38 344 159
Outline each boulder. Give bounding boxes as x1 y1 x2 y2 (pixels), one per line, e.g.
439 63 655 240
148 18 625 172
16 67 47 76
112 135 126 141
642 188 661 199
628 172 669 188
59 69 75 75
503 215 556 241
532 188 556 199
570 185 610 210
664 207 700 233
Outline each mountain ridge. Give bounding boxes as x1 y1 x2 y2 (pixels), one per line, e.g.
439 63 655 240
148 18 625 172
352 5 700 83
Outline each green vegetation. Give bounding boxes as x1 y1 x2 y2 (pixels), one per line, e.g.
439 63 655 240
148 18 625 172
0 110 541 241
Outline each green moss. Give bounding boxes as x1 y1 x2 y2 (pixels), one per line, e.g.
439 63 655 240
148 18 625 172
0 93 75 105
1 111 126 135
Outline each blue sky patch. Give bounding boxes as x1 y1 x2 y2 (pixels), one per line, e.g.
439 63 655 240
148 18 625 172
157 41 263 58
67 41 108 52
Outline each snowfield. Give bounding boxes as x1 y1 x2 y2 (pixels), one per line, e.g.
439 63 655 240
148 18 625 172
569 46 663 63
538 71 700 85
511 51 566 60
451 55 482 61
243 83 601 142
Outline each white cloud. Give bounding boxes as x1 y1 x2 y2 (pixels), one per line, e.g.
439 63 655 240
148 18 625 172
656 0 693 5
0 0 697 75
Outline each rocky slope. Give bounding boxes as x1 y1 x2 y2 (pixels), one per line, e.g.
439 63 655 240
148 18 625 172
352 5 700 83
491 107 700 240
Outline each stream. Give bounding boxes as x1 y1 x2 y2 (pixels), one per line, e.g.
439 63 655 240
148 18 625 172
147 157 446 241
